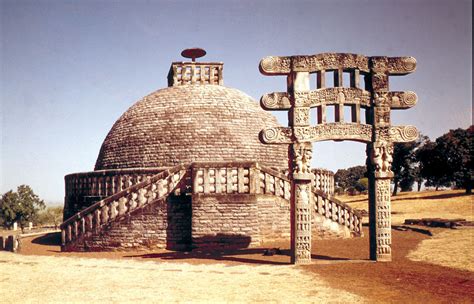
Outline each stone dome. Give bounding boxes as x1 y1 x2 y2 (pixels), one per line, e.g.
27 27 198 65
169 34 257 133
94 85 288 170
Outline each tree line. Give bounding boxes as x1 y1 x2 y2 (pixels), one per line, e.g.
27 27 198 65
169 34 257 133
335 126 473 195
0 185 63 231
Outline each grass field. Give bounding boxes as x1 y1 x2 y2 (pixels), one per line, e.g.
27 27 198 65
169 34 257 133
338 189 473 224
338 189 473 272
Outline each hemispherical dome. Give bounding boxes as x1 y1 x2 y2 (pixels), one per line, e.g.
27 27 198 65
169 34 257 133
94 85 288 170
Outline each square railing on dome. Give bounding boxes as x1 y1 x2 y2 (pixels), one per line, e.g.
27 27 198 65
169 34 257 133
168 62 223 86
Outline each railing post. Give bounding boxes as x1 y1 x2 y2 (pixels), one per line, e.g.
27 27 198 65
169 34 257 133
249 164 258 194
61 229 66 248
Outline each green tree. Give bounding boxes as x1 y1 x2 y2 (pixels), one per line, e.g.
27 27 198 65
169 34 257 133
37 206 64 229
416 140 451 190
0 185 46 231
335 165 367 193
435 126 473 194
416 126 473 193
355 177 368 192
391 135 427 196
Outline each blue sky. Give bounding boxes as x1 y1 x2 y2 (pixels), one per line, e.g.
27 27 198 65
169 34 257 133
1 0 472 203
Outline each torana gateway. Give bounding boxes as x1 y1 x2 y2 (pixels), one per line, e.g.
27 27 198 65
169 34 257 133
61 50 418 264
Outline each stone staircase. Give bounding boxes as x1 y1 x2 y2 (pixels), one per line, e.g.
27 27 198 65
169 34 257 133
60 165 189 251
60 162 362 251
255 165 363 237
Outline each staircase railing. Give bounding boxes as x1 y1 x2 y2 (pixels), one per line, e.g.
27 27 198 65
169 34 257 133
61 162 362 250
313 189 362 236
60 164 189 250
256 164 362 235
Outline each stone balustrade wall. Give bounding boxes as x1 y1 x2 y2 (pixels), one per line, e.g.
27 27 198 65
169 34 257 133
312 168 335 196
168 62 223 86
63 168 189 220
61 162 360 251
61 165 189 251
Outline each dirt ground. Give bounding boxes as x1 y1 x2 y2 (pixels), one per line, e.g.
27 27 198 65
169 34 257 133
0 251 362 303
5 225 473 303
2 190 473 303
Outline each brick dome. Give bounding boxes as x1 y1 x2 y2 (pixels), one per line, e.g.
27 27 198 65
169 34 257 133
94 85 288 170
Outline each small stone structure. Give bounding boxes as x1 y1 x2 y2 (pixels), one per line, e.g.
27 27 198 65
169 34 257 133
60 50 362 252
0 235 20 252
259 52 418 263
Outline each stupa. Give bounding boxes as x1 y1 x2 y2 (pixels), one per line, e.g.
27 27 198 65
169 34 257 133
60 49 361 251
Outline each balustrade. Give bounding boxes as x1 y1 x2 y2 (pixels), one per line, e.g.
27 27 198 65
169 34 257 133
61 165 189 249
62 161 361 250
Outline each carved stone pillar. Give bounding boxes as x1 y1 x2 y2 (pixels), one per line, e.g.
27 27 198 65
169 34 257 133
368 57 394 262
290 142 313 264
288 71 313 264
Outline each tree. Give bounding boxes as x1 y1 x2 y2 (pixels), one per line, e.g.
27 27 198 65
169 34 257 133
416 126 473 193
391 135 428 196
355 177 368 192
335 165 367 193
0 185 46 231
416 140 451 190
37 206 64 229
435 126 473 194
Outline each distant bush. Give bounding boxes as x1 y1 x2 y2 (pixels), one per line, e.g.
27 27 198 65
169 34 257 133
37 206 63 229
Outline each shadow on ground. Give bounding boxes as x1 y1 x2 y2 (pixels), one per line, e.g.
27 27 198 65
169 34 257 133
125 247 354 265
393 192 472 201
31 232 61 246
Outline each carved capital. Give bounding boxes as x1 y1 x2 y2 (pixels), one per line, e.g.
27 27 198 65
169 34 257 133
370 142 394 178
290 142 313 180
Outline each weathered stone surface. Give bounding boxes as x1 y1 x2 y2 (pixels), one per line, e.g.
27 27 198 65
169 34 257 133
61 161 359 252
62 51 364 253
259 52 418 264
95 85 288 170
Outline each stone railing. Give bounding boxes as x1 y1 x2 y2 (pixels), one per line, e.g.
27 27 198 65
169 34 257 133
65 168 169 199
192 161 255 194
257 166 361 235
312 168 335 196
313 189 362 236
192 162 361 235
191 162 291 200
61 161 360 250
63 167 194 220
168 62 224 86
60 164 189 250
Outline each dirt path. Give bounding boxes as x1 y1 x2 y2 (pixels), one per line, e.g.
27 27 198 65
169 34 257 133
307 227 474 303
7 227 474 303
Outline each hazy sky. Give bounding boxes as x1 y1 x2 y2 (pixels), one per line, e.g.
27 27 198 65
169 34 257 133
1 0 472 203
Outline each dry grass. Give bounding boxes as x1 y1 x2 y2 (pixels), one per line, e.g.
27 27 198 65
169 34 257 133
338 189 473 225
338 189 474 271
407 228 474 272
0 251 364 303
